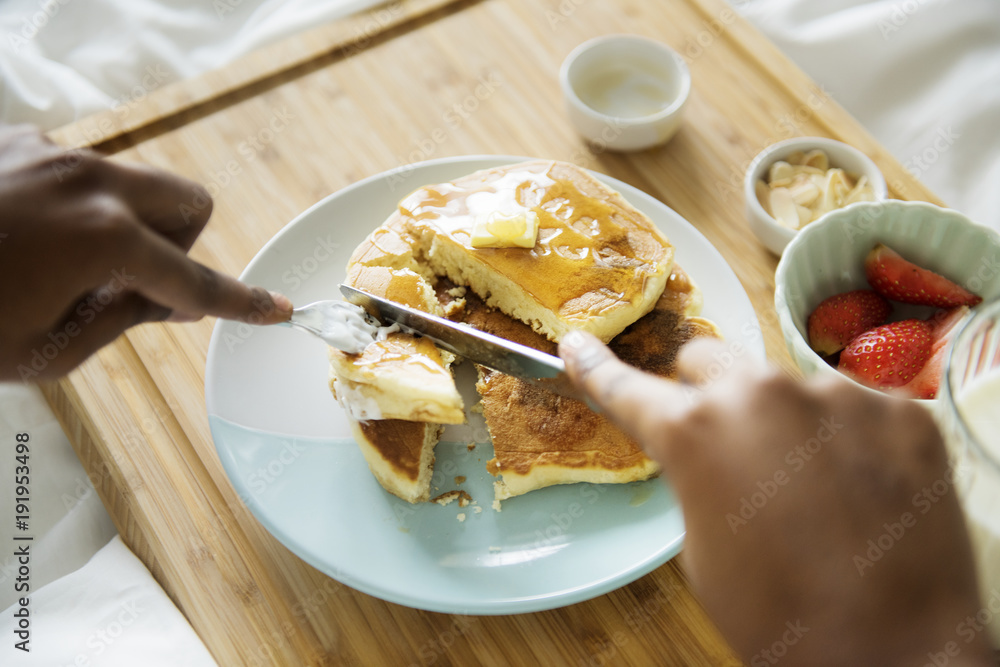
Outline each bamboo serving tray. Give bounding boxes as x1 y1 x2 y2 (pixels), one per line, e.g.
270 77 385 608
42 0 940 664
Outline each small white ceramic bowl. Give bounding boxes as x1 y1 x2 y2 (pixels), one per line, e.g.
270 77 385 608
559 34 691 152
774 200 1000 397
745 137 888 256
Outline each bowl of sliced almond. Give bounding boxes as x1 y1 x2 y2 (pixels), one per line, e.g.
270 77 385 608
745 137 888 255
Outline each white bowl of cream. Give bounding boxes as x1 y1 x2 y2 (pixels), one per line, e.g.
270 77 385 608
559 34 691 152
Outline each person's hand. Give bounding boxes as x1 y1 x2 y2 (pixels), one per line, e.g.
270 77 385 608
559 331 995 666
0 124 292 381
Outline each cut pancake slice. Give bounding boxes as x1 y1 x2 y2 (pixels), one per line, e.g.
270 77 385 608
399 159 675 343
328 261 462 503
478 376 660 506
329 332 463 423
328 265 464 424
348 419 443 504
443 266 721 507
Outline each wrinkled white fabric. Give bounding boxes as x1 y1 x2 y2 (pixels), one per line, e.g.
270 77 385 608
0 0 390 129
0 0 997 664
0 536 217 665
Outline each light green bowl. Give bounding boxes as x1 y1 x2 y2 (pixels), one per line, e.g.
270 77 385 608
774 200 1000 395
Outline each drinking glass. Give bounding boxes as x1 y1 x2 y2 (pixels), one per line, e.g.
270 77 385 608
939 299 1000 646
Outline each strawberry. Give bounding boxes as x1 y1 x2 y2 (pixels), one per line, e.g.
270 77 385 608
899 306 971 399
807 289 892 355
865 243 982 308
838 319 932 389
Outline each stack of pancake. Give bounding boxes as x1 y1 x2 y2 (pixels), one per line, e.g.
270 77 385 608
328 160 720 506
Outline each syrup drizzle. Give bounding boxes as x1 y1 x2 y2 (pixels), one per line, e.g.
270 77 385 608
399 162 670 318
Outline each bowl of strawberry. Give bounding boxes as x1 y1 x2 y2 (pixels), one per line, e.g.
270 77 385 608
775 200 1000 400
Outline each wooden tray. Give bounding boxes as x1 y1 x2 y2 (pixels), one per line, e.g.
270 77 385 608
42 0 940 664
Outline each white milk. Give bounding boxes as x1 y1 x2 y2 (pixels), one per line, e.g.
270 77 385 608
955 369 1000 646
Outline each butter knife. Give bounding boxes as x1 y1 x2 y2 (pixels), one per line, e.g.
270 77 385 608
338 284 589 403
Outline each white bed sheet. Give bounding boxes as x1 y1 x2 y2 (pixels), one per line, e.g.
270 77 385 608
1 0 998 663
0 0 389 130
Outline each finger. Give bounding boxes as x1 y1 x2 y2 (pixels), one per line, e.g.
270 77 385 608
559 330 690 453
68 199 291 325
28 291 171 379
123 222 292 324
101 160 213 250
675 337 762 391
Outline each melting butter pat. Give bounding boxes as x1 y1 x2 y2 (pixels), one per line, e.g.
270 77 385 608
470 211 539 249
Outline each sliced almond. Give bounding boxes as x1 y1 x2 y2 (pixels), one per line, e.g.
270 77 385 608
795 203 812 227
785 151 806 166
768 160 794 183
797 165 826 176
803 149 829 170
821 168 850 210
769 187 799 229
788 175 820 206
771 165 823 189
844 175 875 204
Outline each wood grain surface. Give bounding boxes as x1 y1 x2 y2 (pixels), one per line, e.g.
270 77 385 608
40 0 941 664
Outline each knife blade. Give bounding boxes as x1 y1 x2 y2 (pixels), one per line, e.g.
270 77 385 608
339 284 590 404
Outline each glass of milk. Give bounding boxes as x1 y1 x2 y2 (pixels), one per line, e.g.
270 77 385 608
939 299 1000 646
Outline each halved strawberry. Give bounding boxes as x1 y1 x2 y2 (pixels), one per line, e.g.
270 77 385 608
838 319 933 389
899 306 971 399
865 243 982 308
807 289 892 355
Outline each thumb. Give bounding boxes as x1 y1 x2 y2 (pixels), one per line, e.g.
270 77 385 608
558 330 689 458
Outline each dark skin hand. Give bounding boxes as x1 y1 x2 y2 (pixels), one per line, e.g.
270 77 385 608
559 331 995 666
0 124 292 381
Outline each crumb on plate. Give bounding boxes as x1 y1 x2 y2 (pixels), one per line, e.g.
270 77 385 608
431 490 473 507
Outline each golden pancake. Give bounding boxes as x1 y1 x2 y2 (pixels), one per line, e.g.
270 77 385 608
399 160 674 343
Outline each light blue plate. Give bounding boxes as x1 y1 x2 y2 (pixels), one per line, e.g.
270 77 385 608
205 155 764 614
